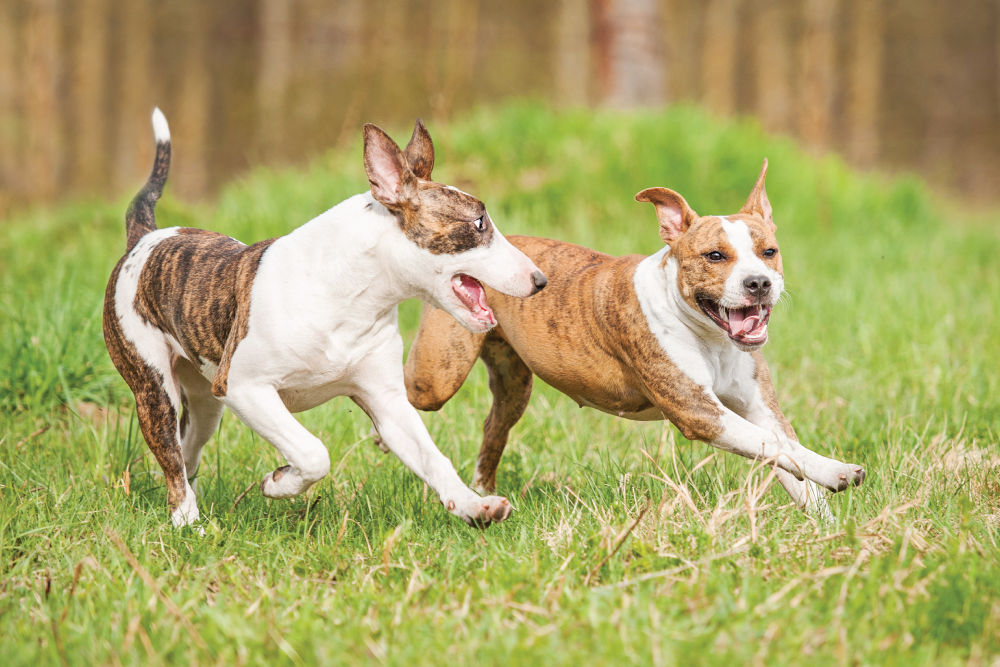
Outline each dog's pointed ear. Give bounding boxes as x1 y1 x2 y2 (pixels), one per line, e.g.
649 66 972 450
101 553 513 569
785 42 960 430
740 158 773 224
363 123 418 209
403 118 434 180
635 187 698 244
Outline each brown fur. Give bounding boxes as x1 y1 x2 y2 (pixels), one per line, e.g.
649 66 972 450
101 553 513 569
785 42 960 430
405 235 727 492
130 229 276 396
405 162 786 492
668 214 781 313
363 123 493 256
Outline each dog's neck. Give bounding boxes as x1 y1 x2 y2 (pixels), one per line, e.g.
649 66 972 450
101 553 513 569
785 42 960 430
282 192 438 311
633 247 732 351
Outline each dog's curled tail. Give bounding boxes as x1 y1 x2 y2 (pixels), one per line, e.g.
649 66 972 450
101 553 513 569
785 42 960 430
124 107 171 252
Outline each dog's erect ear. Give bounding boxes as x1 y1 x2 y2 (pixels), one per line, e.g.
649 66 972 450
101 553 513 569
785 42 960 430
363 123 419 209
740 158 773 224
635 187 699 244
403 118 434 180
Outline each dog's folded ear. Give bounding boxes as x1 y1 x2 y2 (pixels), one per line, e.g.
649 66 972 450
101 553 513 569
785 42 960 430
635 187 698 244
363 124 419 209
740 158 773 225
404 118 435 180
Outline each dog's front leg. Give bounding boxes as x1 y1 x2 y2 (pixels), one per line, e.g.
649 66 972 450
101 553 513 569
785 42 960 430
223 385 331 498
353 386 512 527
711 411 866 493
722 358 835 522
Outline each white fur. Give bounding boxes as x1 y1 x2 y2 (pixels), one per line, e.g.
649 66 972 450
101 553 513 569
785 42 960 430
166 192 536 525
151 107 170 144
720 217 784 306
634 238 854 520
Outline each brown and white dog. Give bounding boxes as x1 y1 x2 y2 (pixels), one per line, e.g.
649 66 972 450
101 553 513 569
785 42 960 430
404 161 864 520
103 109 547 529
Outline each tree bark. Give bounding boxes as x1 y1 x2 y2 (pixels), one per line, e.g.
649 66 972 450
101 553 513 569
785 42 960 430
752 1 791 132
71 0 108 193
797 0 837 151
702 0 738 115
844 0 882 166
113 0 152 193
555 0 590 105
592 0 666 108
24 0 62 199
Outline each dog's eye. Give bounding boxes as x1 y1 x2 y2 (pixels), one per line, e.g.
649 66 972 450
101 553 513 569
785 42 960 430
762 248 778 258
473 216 486 232
705 251 726 262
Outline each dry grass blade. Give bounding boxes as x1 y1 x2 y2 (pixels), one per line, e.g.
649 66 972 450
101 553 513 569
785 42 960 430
584 501 651 586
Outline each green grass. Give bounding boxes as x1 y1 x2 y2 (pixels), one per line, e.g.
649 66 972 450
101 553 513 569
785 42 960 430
1 103 998 665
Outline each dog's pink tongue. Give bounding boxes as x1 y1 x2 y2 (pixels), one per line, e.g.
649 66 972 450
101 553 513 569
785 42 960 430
729 307 761 334
461 275 489 312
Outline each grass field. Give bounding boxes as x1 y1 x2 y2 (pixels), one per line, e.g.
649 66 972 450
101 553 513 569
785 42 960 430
1 103 998 665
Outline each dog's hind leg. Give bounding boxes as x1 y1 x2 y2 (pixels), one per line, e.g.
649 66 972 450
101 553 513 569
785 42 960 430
174 358 225 491
404 303 485 411
105 327 199 527
473 336 534 494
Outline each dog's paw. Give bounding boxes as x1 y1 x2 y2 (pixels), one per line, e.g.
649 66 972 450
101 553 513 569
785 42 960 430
448 495 513 528
260 465 296 498
815 463 866 493
170 492 201 529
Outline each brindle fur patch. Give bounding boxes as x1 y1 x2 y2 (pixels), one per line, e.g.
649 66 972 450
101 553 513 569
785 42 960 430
364 121 494 256
103 260 188 510
397 182 493 255
131 228 276 395
403 235 726 491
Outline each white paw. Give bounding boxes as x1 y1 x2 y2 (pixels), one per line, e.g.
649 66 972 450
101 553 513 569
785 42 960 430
170 491 201 529
260 465 297 498
447 495 513 527
811 462 866 493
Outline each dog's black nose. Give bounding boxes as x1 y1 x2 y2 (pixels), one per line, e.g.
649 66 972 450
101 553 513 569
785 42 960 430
530 270 547 294
743 275 772 295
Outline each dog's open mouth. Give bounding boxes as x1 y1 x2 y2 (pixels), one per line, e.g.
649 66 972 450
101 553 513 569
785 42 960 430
452 274 496 327
698 298 772 347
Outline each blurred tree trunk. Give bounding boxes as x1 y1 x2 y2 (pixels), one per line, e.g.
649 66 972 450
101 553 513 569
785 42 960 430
0 2 18 208
592 0 666 107
845 0 882 166
71 0 108 193
436 0 479 120
175 3 210 200
919 1 956 182
257 0 292 162
797 0 837 151
114 0 152 193
555 0 590 105
24 0 62 200
752 1 791 132
702 0 738 115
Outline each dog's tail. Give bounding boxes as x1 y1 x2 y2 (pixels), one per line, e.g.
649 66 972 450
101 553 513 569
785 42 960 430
124 107 171 252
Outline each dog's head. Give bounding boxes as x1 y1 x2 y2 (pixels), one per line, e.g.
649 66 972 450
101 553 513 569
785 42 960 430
363 121 546 333
635 160 783 350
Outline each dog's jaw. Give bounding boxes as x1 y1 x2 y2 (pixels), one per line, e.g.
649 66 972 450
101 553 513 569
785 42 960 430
450 274 497 331
696 298 773 350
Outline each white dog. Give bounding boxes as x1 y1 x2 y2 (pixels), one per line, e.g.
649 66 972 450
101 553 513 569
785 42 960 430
103 109 547 529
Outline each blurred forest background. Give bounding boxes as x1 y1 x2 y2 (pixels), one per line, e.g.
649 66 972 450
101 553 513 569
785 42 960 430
1 0 998 215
